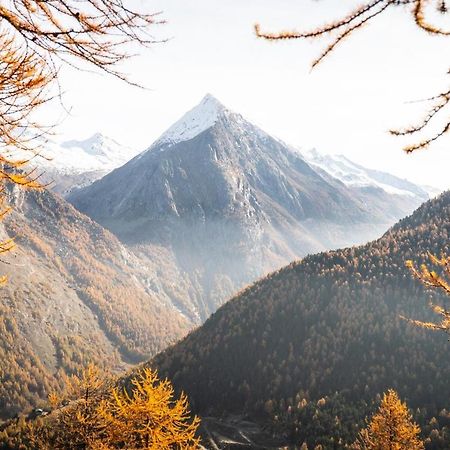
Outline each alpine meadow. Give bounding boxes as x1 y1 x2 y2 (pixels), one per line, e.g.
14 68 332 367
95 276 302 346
0 1 449 450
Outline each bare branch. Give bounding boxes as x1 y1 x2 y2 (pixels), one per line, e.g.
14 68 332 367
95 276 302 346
255 0 450 152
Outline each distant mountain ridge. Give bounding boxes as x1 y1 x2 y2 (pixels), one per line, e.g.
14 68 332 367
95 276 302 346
69 94 437 322
23 133 139 196
304 149 439 198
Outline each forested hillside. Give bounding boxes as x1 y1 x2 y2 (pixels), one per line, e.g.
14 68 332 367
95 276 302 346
152 191 450 448
0 185 190 420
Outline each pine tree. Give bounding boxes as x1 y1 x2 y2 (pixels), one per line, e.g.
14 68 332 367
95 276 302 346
0 1 162 281
356 389 424 450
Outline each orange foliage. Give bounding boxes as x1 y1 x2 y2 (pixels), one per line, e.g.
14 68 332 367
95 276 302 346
356 389 424 449
404 253 450 335
0 365 201 449
0 0 162 273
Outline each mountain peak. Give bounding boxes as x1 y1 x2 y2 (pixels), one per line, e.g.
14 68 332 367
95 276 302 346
154 94 229 148
200 93 225 109
62 132 109 152
88 132 107 143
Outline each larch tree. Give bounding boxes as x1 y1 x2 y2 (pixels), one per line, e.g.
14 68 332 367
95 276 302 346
404 254 450 336
255 0 449 153
27 365 112 449
97 368 201 449
3 366 201 449
0 0 162 150
0 0 163 272
355 389 424 450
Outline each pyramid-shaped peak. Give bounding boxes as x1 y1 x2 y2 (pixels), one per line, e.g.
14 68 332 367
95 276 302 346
154 94 230 147
200 93 226 109
194 93 228 117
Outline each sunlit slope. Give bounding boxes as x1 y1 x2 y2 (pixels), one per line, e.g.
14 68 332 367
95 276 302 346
0 185 190 419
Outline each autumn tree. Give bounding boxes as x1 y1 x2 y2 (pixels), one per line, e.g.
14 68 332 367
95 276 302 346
355 389 424 450
28 364 111 449
97 368 201 449
1 366 201 449
0 0 161 150
404 254 450 335
255 0 449 153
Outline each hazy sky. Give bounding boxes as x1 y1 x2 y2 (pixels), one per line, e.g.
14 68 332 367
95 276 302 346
46 0 449 189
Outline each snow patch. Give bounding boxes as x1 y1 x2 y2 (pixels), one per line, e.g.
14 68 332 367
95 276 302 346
154 94 227 148
304 149 423 198
19 133 138 174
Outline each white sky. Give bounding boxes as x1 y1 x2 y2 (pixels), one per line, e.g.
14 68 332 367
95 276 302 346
45 0 450 189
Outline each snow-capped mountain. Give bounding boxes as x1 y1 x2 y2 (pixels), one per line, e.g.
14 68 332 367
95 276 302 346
27 132 137 173
26 133 139 195
58 133 138 173
154 94 229 147
69 94 433 322
304 149 437 199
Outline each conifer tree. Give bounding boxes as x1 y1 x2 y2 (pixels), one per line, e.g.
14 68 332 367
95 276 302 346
0 1 162 276
405 254 450 336
356 389 424 450
1 366 201 449
97 368 201 449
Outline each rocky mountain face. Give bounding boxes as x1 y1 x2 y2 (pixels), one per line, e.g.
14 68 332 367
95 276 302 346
151 190 450 448
26 133 139 196
69 94 434 322
0 184 189 419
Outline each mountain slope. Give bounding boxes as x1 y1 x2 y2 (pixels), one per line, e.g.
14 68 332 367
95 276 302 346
151 190 450 448
69 95 431 322
0 185 189 419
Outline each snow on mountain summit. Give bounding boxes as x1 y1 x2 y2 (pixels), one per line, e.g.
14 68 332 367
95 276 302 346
304 148 433 199
154 94 229 147
32 133 139 174
16 132 140 196
62 132 113 157
60 133 137 169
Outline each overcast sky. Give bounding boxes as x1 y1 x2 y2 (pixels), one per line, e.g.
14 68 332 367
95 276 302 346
46 0 450 189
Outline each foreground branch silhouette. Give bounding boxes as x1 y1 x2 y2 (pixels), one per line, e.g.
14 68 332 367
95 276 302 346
255 0 449 152
404 254 450 336
0 0 162 153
